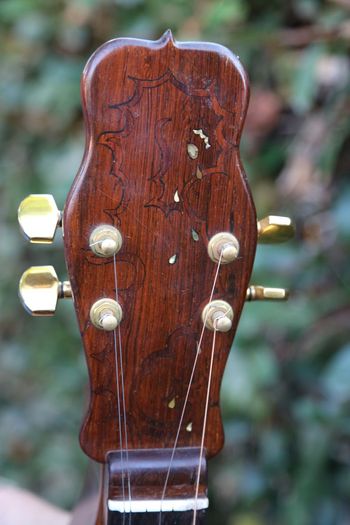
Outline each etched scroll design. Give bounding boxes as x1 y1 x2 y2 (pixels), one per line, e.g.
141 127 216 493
97 68 237 218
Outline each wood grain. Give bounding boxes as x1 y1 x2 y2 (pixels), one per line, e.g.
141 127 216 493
64 28 256 482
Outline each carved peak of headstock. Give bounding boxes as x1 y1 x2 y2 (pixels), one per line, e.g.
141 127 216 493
157 28 175 45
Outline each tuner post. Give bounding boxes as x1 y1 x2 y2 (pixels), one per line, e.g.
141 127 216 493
89 225 122 258
207 232 239 264
90 298 123 331
202 300 234 332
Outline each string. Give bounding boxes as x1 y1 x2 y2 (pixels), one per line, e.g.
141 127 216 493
112 327 126 519
89 240 132 518
159 252 223 524
113 254 132 521
193 324 218 525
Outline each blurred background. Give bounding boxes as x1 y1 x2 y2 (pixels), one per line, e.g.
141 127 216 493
1 1 350 524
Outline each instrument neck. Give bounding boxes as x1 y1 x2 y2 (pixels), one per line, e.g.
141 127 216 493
70 448 209 525
105 447 208 525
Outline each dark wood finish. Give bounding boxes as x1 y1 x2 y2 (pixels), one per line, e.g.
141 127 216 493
64 30 257 524
107 447 207 500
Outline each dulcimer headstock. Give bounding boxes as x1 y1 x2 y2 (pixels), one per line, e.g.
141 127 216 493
18 30 294 522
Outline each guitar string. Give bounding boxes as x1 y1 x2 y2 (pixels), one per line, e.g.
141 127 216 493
113 254 132 519
112 328 126 519
193 324 218 525
89 239 128 517
159 251 223 525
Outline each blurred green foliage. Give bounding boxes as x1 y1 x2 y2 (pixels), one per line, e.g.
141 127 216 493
1 1 349 524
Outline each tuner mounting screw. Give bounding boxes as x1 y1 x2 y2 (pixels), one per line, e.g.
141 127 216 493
202 300 234 332
90 298 123 331
207 233 239 264
89 225 122 258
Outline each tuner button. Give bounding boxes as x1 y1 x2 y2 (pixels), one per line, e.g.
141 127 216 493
18 195 61 244
89 225 122 258
257 215 295 244
90 299 123 331
208 233 239 264
202 300 234 332
19 265 72 316
246 285 289 301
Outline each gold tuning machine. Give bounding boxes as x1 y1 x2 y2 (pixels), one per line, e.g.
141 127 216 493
257 215 295 244
246 285 289 301
18 194 62 243
19 265 72 316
